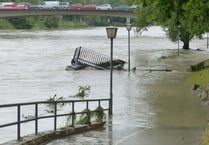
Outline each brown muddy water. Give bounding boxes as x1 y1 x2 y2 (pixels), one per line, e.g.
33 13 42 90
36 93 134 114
0 27 209 144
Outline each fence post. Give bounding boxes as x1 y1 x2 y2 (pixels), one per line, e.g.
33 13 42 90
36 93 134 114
98 100 101 107
86 101 89 110
54 102 57 131
17 105 21 140
35 103 38 135
72 101 75 127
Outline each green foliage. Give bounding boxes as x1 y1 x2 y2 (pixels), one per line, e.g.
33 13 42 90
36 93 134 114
0 18 14 29
134 4 153 32
183 0 209 37
45 86 91 113
46 94 64 113
190 59 209 72
93 106 105 122
188 68 209 88
7 17 33 29
42 85 106 128
58 19 87 28
73 86 90 98
65 112 73 127
201 126 209 145
76 108 91 125
134 0 208 50
75 106 105 125
44 16 60 29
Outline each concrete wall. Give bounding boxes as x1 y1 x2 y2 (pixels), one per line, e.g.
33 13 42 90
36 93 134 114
4 122 105 145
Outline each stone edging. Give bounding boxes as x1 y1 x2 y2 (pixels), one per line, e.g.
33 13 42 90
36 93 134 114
3 122 105 145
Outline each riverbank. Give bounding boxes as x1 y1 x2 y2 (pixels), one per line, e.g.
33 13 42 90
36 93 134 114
186 56 209 145
0 17 88 30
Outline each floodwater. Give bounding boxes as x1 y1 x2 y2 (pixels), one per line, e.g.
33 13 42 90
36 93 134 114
0 27 209 144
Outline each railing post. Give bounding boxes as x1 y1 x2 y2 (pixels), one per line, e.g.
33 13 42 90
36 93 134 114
35 103 38 135
17 105 21 140
54 102 57 131
86 101 89 110
72 101 75 127
98 100 101 107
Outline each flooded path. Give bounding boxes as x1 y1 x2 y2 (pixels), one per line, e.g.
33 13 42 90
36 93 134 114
0 27 209 144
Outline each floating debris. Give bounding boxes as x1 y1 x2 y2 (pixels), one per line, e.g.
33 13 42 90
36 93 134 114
66 46 125 70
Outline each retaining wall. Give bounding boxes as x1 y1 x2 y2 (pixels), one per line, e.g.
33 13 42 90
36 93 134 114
3 122 105 145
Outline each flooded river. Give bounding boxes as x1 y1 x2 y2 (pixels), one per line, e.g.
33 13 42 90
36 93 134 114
0 27 209 144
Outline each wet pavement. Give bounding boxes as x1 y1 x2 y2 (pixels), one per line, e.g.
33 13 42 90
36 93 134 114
47 123 202 145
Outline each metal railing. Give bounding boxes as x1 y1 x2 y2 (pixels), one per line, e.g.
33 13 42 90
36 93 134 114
0 99 109 140
70 47 125 70
71 47 110 70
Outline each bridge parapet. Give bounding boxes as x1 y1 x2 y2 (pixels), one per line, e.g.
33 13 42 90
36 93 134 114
0 9 137 18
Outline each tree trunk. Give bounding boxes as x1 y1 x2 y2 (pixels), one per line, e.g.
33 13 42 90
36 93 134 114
183 40 190 50
179 26 192 50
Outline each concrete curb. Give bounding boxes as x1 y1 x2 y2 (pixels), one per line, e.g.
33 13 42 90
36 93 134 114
3 122 105 145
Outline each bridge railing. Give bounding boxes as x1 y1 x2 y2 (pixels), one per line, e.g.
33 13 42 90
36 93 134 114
0 99 110 141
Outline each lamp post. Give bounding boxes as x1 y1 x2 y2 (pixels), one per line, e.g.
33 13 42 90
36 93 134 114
177 33 180 56
207 33 208 49
177 25 181 56
106 27 118 115
126 24 132 72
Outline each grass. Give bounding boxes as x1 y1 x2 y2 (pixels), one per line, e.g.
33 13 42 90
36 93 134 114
187 59 209 88
201 126 209 145
187 68 209 88
190 59 209 72
187 59 209 145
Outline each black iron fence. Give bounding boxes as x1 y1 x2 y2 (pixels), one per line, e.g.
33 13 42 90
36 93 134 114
0 99 109 140
69 47 125 70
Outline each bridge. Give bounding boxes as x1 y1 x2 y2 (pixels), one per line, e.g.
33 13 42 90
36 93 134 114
0 9 137 18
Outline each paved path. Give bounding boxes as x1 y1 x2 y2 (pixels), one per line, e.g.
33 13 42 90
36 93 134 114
47 121 202 145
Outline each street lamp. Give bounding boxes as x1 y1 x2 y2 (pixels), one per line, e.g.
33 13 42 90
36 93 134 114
126 24 132 72
106 26 118 115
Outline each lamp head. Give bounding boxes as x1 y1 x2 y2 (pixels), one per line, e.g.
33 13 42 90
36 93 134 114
106 27 118 39
126 24 132 31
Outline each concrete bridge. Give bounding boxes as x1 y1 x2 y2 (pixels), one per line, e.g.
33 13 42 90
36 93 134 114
0 9 137 18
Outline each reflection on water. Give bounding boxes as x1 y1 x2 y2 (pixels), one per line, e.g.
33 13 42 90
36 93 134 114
0 27 209 144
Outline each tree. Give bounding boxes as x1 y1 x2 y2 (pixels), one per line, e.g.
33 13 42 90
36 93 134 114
7 17 33 29
134 0 209 50
44 16 60 28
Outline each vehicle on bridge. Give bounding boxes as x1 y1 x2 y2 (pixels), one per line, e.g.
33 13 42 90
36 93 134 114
81 4 96 10
96 4 112 10
68 3 82 10
68 3 96 10
40 1 59 9
29 4 42 10
0 2 29 9
58 2 70 9
17 2 31 9
113 5 130 11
